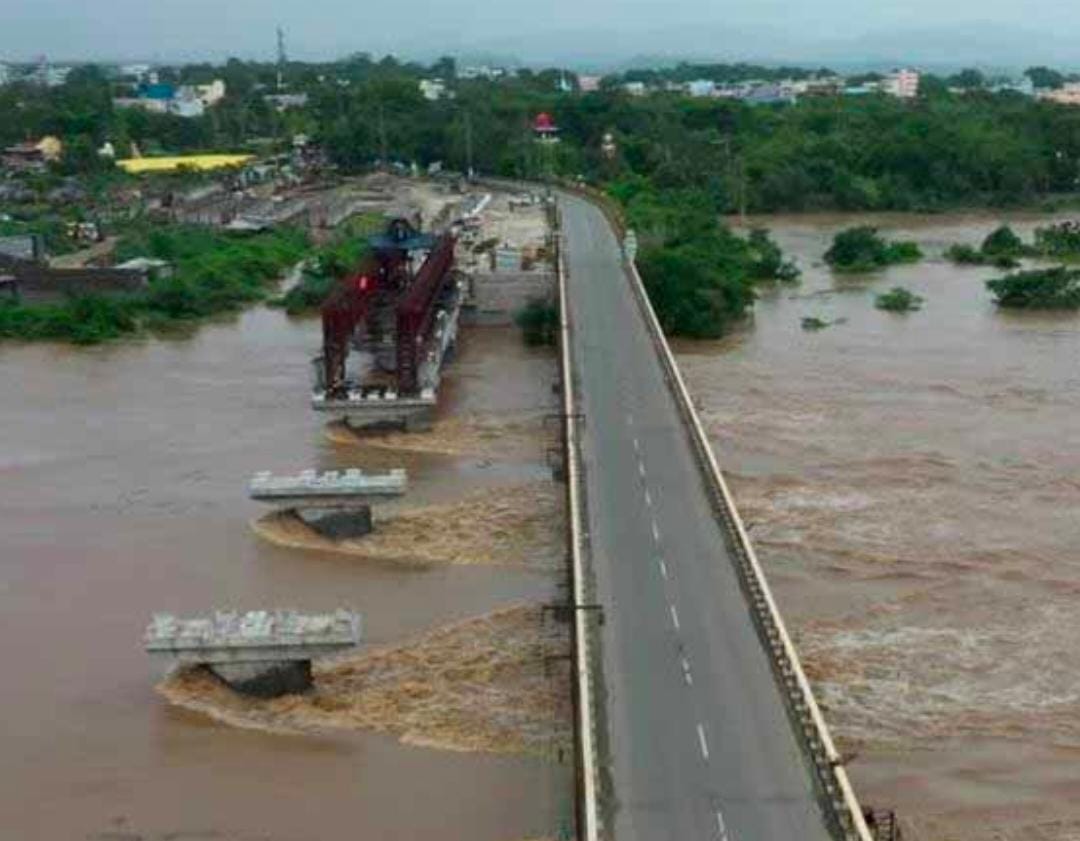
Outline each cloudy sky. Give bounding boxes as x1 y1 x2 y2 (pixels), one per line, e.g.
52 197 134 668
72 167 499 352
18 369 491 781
3 0 1079 68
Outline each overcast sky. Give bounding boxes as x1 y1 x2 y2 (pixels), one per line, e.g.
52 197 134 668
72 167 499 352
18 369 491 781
3 0 1080 68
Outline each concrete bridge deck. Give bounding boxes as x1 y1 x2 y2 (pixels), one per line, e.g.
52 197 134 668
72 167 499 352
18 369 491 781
560 193 838 841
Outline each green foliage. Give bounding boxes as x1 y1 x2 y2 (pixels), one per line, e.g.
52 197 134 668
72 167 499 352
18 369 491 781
1033 222 1080 257
515 297 559 346
1025 67 1066 90
875 286 924 312
982 225 1026 256
801 316 830 331
824 226 922 272
269 214 382 314
986 267 1080 309
1 224 309 344
947 225 1030 266
945 243 984 264
746 228 800 282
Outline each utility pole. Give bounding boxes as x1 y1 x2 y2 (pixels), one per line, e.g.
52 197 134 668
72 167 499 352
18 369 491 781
377 102 388 167
464 109 474 179
276 26 287 92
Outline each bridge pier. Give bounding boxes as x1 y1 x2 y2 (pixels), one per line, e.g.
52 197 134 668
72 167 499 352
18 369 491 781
249 469 406 539
209 660 314 697
294 505 373 539
145 610 362 699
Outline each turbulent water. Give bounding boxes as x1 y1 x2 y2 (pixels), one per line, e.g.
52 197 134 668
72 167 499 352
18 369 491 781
0 310 572 841
682 212 1080 841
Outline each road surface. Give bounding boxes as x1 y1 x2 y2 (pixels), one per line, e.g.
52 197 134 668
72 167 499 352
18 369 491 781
560 193 834 841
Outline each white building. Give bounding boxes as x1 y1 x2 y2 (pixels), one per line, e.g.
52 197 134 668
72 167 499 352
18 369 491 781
883 68 920 99
0 63 10 86
193 79 226 106
419 78 448 101
687 79 716 98
578 74 602 93
624 81 647 96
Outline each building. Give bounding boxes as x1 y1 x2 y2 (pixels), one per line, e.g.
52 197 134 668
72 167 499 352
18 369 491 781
459 65 505 81
687 79 716 98
193 79 226 106
623 81 647 97
882 68 920 99
419 78 448 101
0 63 10 87
578 74 602 93
113 79 225 118
1 136 63 172
1038 82 1080 106
264 92 309 111
533 112 560 143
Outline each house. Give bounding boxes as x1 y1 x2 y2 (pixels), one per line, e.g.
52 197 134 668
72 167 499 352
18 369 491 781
882 68 920 99
1 136 63 172
1038 82 1080 106
419 78 448 101
578 75 602 93
623 81 647 97
687 79 716 98
264 93 309 111
113 79 225 118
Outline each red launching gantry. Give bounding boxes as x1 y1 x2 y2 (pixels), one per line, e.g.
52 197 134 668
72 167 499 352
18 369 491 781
319 216 456 399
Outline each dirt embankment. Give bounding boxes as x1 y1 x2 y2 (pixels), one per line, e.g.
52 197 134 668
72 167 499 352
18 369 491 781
159 604 573 759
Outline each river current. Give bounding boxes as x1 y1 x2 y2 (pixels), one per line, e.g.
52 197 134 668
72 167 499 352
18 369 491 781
683 212 1080 840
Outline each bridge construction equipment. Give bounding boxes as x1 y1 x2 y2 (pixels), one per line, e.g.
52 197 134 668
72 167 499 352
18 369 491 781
311 216 462 431
145 609 361 697
248 468 407 538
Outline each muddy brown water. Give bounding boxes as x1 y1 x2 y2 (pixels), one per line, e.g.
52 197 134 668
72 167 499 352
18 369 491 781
0 308 571 840
684 212 1080 840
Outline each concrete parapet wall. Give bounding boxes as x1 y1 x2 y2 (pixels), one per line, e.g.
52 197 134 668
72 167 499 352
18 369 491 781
466 270 555 326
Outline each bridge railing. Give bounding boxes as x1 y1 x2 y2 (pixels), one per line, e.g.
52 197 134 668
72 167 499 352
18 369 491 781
553 204 603 841
554 184 873 841
623 247 873 841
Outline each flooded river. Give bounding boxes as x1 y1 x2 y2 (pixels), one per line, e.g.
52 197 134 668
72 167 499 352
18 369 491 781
0 307 571 840
683 212 1080 841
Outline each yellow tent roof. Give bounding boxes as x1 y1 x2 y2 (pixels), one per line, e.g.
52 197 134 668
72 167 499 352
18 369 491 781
116 154 254 174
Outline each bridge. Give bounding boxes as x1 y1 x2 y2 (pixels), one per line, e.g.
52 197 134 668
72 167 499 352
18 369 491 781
556 191 877 841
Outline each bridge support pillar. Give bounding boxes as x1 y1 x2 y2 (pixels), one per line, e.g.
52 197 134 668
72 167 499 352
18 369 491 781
295 505 373 540
209 660 313 697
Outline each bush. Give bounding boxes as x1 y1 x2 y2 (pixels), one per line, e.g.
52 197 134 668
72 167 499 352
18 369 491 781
1033 222 1080 257
986 267 1080 308
875 286 924 312
945 243 984 264
982 225 1026 256
947 226 1030 266
825 226 921 271
515 297 558 345
746 228 800 282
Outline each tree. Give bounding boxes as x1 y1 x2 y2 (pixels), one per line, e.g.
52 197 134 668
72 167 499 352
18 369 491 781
1025 66 1065 91
948 68 986 90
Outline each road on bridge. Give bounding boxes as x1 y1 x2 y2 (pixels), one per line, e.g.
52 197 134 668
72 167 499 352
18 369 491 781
560 193 835 841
